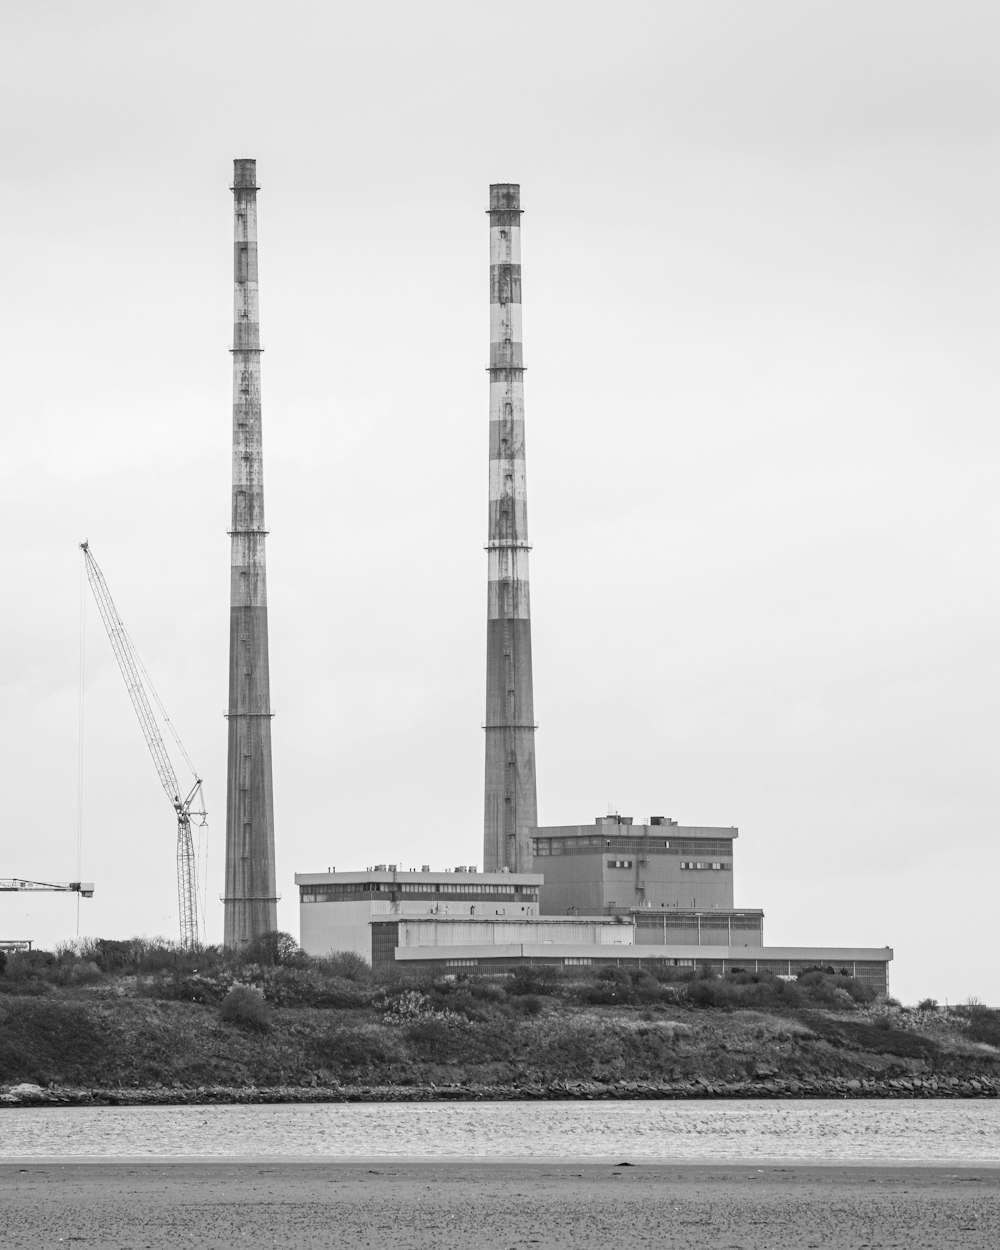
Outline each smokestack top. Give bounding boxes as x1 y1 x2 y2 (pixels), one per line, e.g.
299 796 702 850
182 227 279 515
489 183 521 212
233 158 258 189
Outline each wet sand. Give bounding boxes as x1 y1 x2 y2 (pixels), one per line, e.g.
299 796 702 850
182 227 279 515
1 1161 998 1249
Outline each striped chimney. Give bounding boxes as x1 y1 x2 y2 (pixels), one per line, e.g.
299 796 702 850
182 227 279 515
483 183 538 873
223 158 278 949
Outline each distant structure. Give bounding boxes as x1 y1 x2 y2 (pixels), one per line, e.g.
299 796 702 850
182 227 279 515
484 183 538 874
223 157 278 949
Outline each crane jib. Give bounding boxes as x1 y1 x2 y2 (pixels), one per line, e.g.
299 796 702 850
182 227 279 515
79 543 204 949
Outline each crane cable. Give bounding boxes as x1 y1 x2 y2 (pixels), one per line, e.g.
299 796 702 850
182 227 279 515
76 554 87 940
122 621 199 781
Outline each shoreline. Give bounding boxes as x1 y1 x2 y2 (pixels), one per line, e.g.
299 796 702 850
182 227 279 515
3 1073 999 1107
3 1161 999 1249
4 1155 1000 1168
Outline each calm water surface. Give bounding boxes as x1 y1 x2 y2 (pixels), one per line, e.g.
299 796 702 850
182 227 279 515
2 1101 999 1165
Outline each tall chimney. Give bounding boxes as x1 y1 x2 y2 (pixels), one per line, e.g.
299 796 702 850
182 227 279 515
223 158 278 948
483 183 538 873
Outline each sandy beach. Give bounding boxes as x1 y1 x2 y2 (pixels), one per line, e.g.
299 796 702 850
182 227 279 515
1 1161 998 1249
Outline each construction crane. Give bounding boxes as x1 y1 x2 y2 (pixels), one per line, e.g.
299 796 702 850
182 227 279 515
80 541 205 948
0 879 95 896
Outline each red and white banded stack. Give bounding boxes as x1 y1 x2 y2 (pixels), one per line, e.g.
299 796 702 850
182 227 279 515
224 157 278 949
484 183 538 874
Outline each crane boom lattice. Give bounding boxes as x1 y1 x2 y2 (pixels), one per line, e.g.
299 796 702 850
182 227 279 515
80 542 204 948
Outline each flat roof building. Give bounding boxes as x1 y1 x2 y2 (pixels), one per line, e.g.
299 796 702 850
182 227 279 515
295 867 544 962
532 815 740 914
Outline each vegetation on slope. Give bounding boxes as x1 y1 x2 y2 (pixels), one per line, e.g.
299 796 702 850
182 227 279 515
0 935 997 1098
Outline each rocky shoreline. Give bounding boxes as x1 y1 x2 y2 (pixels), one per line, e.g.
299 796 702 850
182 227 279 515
3 1073 999 1107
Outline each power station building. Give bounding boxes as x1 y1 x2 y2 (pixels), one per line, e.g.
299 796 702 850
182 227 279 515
295 812 892 989
291 180 893 994
294 860 891 989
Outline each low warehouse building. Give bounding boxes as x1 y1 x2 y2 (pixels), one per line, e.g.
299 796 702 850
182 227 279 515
296 866 545 962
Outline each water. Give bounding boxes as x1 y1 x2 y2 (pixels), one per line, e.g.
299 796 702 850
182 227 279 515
1 1101 999 1165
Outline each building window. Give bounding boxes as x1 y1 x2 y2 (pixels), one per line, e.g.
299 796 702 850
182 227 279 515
607 859 633 869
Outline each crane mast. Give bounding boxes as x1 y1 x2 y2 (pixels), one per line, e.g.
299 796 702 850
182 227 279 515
80 542 203 947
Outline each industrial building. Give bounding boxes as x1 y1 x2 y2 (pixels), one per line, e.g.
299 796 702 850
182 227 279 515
291 180 894 995
531 814 765 946
294 867 891 990
296 867 545 963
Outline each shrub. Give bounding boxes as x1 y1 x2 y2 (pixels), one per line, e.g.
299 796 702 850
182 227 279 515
954 1005 1000 1048
796 970 877 1007
311 1024 404 1072
259 966 371 1009
317 951 372 983
798 1012 940 1062
220 985 271 1031
144 971 233 1004
405 1016 459 1053
505 966 560 997
5 950 58 981
917 998 939 1012
578 981 628 1006
241 931 305 969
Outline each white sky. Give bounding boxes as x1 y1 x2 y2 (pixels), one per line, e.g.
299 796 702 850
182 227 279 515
2 1 997 1006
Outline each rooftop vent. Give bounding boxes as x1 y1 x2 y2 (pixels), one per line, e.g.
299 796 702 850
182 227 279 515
468 865 478 873
388 864 398 871
374 863 387 872
455 866 467 873
421 864 431 873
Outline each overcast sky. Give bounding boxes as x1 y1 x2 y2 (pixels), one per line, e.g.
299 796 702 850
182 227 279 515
2 1 997 1005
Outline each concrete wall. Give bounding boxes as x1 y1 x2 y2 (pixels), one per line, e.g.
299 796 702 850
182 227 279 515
392 943 894 992
299 900 373 960
535 846 735 913
395 918 635 949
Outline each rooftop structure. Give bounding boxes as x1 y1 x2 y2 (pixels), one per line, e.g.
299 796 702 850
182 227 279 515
532 816 742 915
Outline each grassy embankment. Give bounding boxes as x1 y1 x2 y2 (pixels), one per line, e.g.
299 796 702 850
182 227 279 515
1 936 998 1102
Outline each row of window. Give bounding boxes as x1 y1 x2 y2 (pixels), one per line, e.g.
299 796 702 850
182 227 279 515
607 859 634 869
679 862 731 871
533 838 735 857
300 883 539 903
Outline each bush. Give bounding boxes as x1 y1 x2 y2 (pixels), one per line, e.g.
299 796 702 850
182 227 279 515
219 985 271 1031
258 966 372 1009
505 966 560 997
796 970 877 1007
516 995 543 1016
144 971 233 1004
241 931 305 969
954 1005 1000 1048
798 1011 940 1061
317 951 372 983
917 998 939 1012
